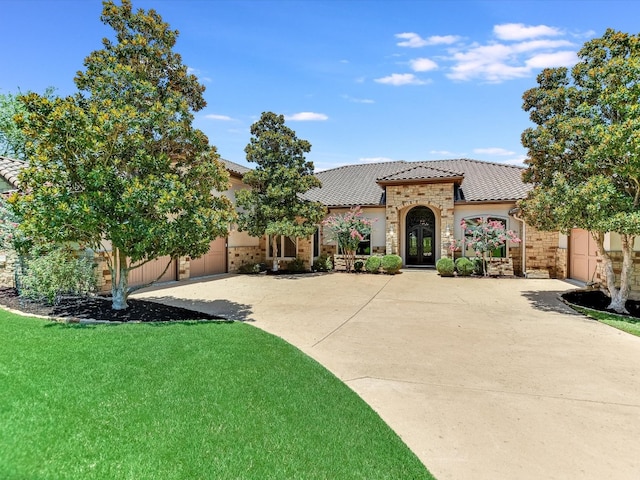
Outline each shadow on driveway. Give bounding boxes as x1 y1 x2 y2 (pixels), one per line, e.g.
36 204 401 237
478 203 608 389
520 289 582 315
141 296 255 322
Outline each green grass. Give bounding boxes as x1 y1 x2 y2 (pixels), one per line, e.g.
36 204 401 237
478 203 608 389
0 311 434 480
572 305 640 337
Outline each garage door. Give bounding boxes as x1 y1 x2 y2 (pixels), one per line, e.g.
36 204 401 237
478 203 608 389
190 237 227 278
129 255 177 287
570 229 599 283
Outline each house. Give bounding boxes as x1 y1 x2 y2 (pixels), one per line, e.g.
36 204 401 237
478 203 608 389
0 154 635 296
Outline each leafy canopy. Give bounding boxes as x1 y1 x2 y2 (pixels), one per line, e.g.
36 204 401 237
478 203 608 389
10 0 235 307
236 112 326 240
520 29 640 235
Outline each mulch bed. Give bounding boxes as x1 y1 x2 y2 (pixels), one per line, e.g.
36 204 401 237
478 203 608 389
0 288 222 323
562 289 640 318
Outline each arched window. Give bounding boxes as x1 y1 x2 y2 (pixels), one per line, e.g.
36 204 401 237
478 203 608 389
461 216 508 258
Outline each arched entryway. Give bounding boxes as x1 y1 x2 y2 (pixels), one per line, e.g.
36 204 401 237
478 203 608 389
406 206 436 266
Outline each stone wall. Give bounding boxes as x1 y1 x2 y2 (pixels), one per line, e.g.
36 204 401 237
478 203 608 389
0 249 18 288
593 251 640 300
384 182 456 258
228 246 262 273
524 226 562 278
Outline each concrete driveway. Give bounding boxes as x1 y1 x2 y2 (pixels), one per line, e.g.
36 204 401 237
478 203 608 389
135 270 640 480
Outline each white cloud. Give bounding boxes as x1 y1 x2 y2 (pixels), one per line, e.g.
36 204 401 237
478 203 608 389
474 147 515 156
494 23 562 41
396 32 428 48
426 35 462 45
204 114 233 121
187 67 200 75
285 112 329 121
342 94 375 104
409 57 438 72
374 73 427 86
526 50 579 68
429 150 463 157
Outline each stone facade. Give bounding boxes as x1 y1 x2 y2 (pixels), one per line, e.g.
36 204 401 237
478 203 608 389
384 182 456 258
524 226 562 278
593 251 640 300
0 249 19 288
227 246 262 273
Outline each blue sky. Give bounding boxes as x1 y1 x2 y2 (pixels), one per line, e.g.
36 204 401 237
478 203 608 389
1 0 639 171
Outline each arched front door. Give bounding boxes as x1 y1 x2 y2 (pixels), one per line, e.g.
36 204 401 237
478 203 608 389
406 206 436 266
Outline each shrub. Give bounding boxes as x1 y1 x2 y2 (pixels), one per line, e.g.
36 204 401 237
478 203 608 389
238 262 266 274
354 259 365 272
365 255 382 273
473 257 485 275
287 257 307 273
436 257 455 277
20 247 97 305
312 254 333 272
381 254 402 274
455 257 474 276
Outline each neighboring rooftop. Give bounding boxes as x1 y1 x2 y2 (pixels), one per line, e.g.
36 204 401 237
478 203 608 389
220 158 251 177
304 159 530 207
0 156 27 189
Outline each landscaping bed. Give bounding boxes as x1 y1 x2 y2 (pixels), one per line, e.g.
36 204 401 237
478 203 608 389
0 287 220 322
562 289 640 319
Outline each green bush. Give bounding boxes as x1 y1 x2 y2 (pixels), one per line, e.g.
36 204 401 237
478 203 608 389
354 259 365 272
238 262 266 274
473 257 485 275
287 257 307 273
312 254 333 272
365 255 382 273
455 257 474 276
381 254 402 274
436 257 455 277
20 248 97 305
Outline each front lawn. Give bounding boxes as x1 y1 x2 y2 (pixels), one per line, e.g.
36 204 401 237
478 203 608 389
571 305 640 337
0 311 434 479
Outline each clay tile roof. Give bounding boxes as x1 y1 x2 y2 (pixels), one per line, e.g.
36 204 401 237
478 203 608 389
304 158 531 206
220 158 250 177
377 164 464 183
0 156 27 188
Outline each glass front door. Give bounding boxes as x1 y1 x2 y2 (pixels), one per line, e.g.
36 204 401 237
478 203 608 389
405 207 435 266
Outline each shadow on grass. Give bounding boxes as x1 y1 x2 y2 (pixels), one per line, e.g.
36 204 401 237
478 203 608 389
520 289 581 315
141 296 255 322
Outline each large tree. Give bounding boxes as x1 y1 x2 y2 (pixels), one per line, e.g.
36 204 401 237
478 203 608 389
236 112 326 271
10 0 235 309
520 29 640 313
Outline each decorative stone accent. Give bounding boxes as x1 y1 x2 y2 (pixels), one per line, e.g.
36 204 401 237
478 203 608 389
0 249 19 288
525 225 561 278
384 182 456 259
525 269 551 279
333 254 370 272
486 257 514 276
228 246 262 273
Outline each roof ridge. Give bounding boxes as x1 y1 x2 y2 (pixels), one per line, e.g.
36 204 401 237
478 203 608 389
430 157 526 171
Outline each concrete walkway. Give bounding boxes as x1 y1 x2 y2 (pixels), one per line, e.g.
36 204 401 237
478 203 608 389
135 270 640 480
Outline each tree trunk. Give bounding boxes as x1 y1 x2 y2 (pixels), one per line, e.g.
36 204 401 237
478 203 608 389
593 232 633 314
110 248 129 310
271 236 279 272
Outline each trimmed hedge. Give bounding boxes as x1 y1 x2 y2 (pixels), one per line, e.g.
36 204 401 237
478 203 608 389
436 257 455 276
381 254 402 274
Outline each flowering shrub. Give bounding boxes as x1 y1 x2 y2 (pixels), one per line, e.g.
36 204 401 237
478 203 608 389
322 206 375 272
458 218 521 276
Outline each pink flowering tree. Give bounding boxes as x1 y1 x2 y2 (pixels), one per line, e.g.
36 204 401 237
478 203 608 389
460 218 521 276
322 206 375 272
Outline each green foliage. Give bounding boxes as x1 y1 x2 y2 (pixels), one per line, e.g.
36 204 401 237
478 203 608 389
286 257 307 273
0 314 434 479
473 257 485 276
312 253 333 272
237 262 266 274
365 255 382 273
236 112 326 271
520 29 640 312
354 259 365 272
10 1 235 309
19 247 97 305
436 257 455 276
322 206 375 273
455 257 474 276
381 254 402 274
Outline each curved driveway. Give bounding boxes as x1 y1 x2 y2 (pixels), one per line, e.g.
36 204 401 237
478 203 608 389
135 270 640 480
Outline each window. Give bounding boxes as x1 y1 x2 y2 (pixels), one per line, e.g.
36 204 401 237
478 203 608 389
313 228 320 258
356 235 371 255
268 235 297 258
462 216 507 258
